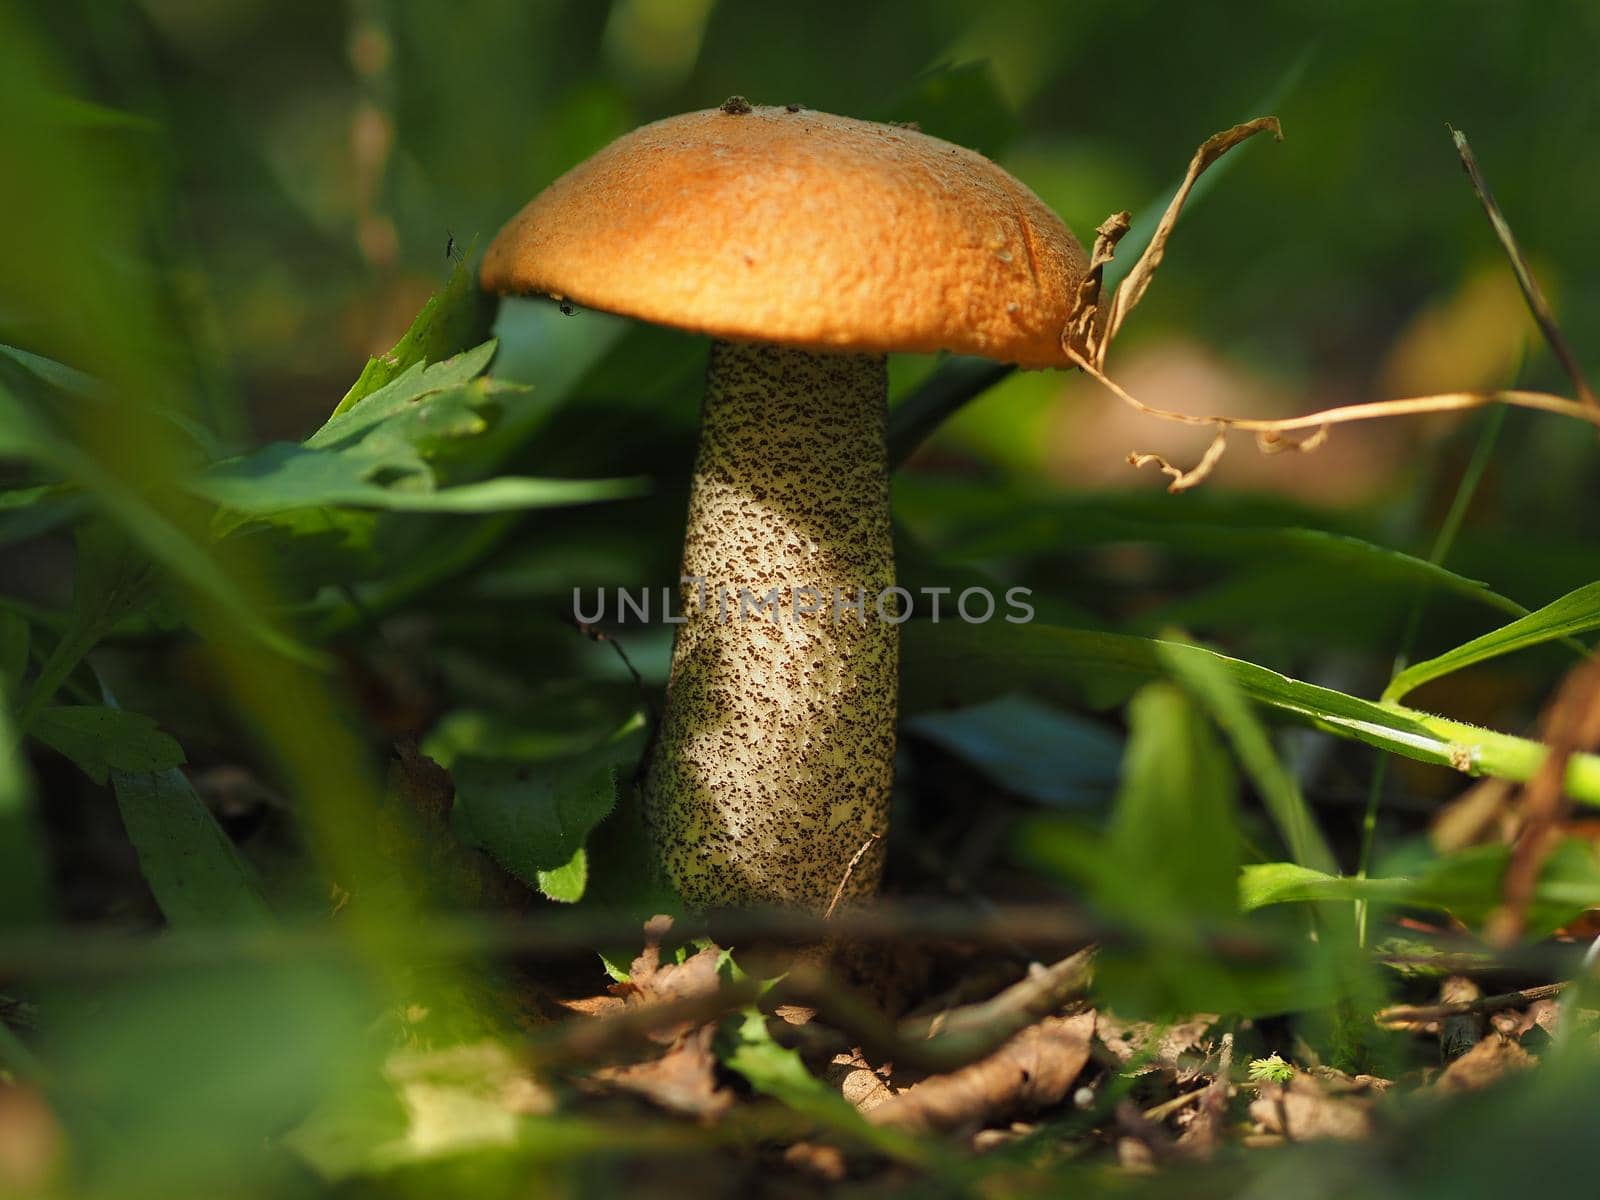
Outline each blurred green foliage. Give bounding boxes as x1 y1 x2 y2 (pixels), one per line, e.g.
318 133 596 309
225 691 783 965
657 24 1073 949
3 1 1600 1197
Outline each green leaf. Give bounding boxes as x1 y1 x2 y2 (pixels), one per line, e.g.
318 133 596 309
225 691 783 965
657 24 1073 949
0 677 51 928
895 482 1534 649
1109 683 1242 922
1242 840 1600 938
310 342 500 451
900 620 1600 804
110 768 273 928
718 1009 923 1162
902 692 1122 809
452 715 647 900
31 705 186 785
1385 580 1600 702
536 848 588 904
0 340 96 394
332 252 490 418
18 520 156 728
193 441 642 516
1157 636 1336 872
193 342 644 520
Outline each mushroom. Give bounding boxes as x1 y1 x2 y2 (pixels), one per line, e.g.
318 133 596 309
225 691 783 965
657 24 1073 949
482 102 1086 912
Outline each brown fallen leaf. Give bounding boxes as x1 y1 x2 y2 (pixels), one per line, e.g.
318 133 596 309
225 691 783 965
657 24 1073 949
594 1023 732 1122
1249 1077 1373 1141
1096 1012 1217 1080
610 917 724 1038
866 1010 1095 1135
588 917 734 1120
1435 1034 1534 1094
826 1050 895 1112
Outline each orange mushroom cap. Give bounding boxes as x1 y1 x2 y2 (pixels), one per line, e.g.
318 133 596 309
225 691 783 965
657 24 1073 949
482 104 1088 369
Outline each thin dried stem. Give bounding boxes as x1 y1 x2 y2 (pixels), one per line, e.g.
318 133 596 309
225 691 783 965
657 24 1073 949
824 834 881 920
1067 344 1600 488
1128 428 1229 493
1451 126 1596 409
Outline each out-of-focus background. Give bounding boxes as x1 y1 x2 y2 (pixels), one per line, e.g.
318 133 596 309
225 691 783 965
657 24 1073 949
5 3 1600 1197
13 0 1600 491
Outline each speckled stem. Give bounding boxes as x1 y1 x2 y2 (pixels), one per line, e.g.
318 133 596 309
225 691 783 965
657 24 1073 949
644 340 896 912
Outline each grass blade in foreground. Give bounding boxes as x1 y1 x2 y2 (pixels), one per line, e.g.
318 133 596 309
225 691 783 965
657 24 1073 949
900 621 1600 803
1384 580 1600 703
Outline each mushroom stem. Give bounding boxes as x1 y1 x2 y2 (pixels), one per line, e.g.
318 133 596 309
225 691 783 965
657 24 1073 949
645 339 896 912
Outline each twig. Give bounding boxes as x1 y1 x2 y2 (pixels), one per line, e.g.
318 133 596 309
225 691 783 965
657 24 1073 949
770 947 1096 1075
569 617 657 724
903 949 1095 1047
824 834 881 920
1375 980 1567 1028
1450 127 1596 409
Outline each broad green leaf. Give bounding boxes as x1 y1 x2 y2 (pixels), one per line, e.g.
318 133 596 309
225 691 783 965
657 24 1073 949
902 692 1122 809
41 960 365 1197
193 441 642 515
1157 636 1336 872
452 715 647 900
111 767 272 928
1385 580 1600 702
332 252 491 417
536 848 587 904
424 682 645 767
1242 840 1600 938
0 677 51 928
31 705 186 785
900 620 1600 803
1108 683 1242 921
310 343 500 451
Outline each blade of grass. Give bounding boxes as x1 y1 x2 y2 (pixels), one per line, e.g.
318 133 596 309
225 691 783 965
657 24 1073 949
899 621 1600 804
1450 127 1595 409
1355 405 1505 943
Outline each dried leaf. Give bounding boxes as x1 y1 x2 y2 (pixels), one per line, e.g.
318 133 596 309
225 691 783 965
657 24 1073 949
1435 1034 1534 1094
1249 1076 1372 1141
1103 118 1283 350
